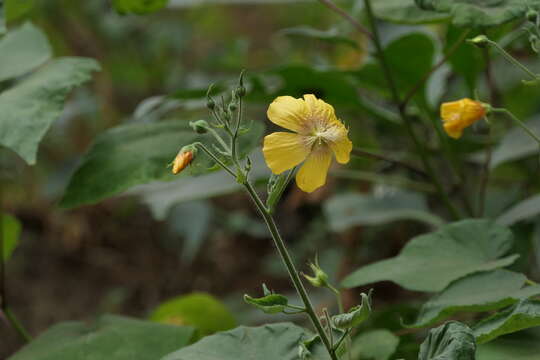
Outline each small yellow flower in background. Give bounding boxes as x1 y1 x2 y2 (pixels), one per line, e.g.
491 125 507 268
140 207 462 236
440 98 488 139
262 94 352 193
171 149 194 175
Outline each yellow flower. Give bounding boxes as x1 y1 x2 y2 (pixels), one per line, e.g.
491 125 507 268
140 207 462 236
262 94 352 193
440 98 487 139
171 149 194 175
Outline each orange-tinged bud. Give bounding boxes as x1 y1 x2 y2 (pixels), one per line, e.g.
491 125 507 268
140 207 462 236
440 98 487 139
172 150 194 175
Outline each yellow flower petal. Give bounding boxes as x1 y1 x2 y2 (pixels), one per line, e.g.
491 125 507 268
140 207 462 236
295 145 332 193
303 94 337 126
263 132 310 174
329 129 353 164
267 96 309 133
440 98 486 139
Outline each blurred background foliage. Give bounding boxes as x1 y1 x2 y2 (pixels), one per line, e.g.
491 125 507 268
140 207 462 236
1 0 540 359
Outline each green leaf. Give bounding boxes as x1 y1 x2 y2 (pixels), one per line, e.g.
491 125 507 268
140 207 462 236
280 27 359 49
477 335 540 360
8 315 195 360
4 0 36 23
372 0 450 24
446 26 485 94
354 32 437 104
112 0 170 14
408 270 540 328
134 151 268 220
496 194 540 226
161 323 326 360
0 57 100 165
332 292 372 329
415 0 540 27
485 116 540 169
149 292 236 337
2 213 21 262
474 299 540 344
323 190 444 232
348 329 399 360
0 22 52 82
342 219 518 292
244 285 290 314
166 201 212 262
60 120 263 208
418 321 476 360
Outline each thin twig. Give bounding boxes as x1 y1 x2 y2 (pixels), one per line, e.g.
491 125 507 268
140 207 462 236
401 29 471 108
351 148 428 178
317 0 373 40
363 0 461 219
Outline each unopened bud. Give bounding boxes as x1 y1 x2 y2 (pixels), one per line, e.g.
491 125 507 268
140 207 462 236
303 261 329 288
189 119 210 134
468 35 489 48
228 102 238 112
527 9 538 22
206 98 216 110
235 86 246 98
171 146 196 175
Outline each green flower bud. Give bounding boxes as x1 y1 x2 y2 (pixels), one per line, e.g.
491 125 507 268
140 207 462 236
228 102 238 112
526 9 538 22
235 85 246 98
206 97 215 110
468 35 489 48
189 120 210 134
303 261 329 288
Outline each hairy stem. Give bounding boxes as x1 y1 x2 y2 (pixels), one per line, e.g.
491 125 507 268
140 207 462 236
243 181 339 360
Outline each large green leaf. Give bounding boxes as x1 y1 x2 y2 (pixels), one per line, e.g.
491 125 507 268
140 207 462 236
112 0 170 14
150 292 236 337
408 270 540 328
1 213 21 262
477 335 540 360
4 0 36 24
372 0 450 24
60 121 263 208
496 194 540 226
354 32 437 104
8 315 195 360
415 0 540 27
474 299 540 344
0 22 51 82
341 219 518 292
132 151 269 220
486 116 540 169
280 27 359 49
418 321 476 360
161 323 328 360
348 329 399 360
0 57 100 165
323 190 444 232
446 26 484 94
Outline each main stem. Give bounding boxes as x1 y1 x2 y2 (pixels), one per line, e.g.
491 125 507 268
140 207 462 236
363 0 461 220
243 181 338 360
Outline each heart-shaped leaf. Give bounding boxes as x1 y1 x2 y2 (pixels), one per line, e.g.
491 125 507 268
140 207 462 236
342 219 518 292
8 315 195 360
408 270 540 328
415 0 540 27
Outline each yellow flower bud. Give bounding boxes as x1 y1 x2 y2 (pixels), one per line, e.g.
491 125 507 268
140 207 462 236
440 98 487 139
172 150 194 175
